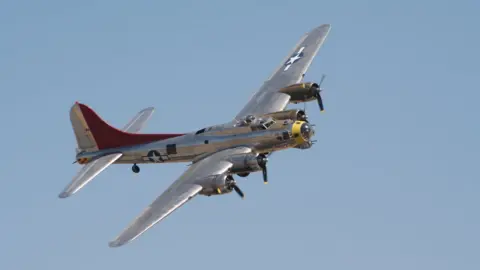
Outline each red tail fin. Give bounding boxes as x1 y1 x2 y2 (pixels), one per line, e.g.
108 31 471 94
74 102 184 150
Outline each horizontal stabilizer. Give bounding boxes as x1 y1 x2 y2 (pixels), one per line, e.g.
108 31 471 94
122 107 155 133
59 153 122 198
60 104 158 199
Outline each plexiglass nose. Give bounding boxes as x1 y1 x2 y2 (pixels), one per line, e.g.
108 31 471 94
300 122 314 140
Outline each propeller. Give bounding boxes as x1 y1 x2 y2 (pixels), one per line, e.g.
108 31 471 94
312 74 326 112
226 175 245 199
256 154 269 184
232 184 245 199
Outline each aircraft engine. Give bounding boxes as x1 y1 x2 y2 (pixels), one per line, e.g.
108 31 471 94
262 109 308 122
228 153 269 183
199 174 245 198
228 153 265 174
279 82 319 102
200 174 232 195
279 78 325 112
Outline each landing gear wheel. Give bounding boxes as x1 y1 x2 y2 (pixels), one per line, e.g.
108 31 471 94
132 164 140 173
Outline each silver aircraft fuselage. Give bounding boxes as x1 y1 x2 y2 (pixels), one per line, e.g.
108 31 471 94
76 120 315 165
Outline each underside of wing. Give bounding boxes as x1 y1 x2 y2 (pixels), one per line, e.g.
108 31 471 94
59 106 155 198
108 184 203 247
235 24 331 120
108 146 253 247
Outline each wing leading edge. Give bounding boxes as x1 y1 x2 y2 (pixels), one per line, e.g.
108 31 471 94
58 106 155 198
235 24 331 120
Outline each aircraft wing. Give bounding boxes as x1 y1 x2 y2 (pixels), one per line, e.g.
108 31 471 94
234 24 331 120
58 107 155 198
108 146 252 247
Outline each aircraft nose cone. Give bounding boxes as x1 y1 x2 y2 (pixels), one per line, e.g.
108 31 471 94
300 122 314 140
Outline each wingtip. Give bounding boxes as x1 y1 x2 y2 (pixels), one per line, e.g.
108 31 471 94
307 24 331 36
58 192 70 199
108 240 124 248
108 242 120 248
314 24 331 32
139 106 155 113
319 24 331 32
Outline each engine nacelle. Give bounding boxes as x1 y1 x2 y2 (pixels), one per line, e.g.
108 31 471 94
199 174 235 196
262 109 308 122
227 153 265 175
278 82 319 103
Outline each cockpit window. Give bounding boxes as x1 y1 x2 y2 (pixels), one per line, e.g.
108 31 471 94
262 119 275 129
195 128 206 135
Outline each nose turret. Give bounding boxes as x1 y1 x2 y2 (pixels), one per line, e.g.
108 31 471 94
291 121 315 145
300 122 315 141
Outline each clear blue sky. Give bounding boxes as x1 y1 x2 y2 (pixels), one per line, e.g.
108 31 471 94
1 0 479 269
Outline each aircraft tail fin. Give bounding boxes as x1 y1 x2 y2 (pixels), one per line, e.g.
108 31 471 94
69 102 184 151
60 105 158 199
70 103 99 152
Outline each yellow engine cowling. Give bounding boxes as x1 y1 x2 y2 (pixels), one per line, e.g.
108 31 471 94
278 82 319 103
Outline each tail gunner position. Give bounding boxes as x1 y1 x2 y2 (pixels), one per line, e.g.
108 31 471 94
59 24 332 248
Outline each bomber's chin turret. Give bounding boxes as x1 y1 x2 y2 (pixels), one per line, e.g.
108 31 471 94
295 141 314 150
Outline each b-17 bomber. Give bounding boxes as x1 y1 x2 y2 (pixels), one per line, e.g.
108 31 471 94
59 24 332 248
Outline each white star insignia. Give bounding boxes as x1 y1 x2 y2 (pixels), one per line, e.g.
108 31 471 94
284 46 305 71
149 151 162 162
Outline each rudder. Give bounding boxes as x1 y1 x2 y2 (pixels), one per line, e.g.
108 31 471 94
70 102 99 152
